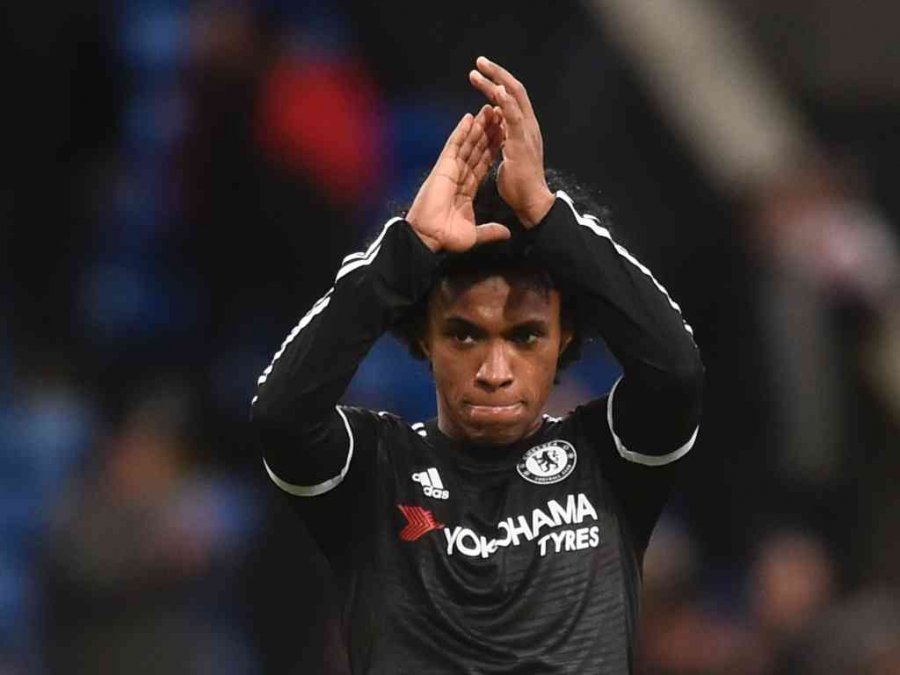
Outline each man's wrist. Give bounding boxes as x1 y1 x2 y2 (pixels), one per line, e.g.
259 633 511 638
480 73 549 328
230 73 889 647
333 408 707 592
405 217 442 253
516 189 557 229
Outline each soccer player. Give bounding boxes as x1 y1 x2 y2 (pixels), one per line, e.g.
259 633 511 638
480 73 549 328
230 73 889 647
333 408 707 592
251 57 703 673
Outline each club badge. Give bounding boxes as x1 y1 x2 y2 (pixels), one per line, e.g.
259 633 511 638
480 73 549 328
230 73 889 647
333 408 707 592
517 440 577 485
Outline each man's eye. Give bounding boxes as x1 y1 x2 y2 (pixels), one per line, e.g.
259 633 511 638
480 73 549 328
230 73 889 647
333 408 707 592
452 332 477 345
512 331 539 345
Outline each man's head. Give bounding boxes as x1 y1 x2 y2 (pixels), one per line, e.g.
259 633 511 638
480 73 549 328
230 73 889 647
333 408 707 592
394 168 600 445
418 267 572 445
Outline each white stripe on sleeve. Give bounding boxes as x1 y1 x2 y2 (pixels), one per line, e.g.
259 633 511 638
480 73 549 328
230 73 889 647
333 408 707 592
252 218 401 400
263 406 356 496
555 190 693 336
606 377 698 466
340 217 401 265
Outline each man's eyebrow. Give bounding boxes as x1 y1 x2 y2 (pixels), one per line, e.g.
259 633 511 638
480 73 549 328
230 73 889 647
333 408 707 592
505 319 550 334
441 316 485 332
440 316 551 333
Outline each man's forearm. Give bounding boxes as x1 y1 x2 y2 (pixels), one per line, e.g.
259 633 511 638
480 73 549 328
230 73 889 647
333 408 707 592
529 191 703 455
251 218 441 436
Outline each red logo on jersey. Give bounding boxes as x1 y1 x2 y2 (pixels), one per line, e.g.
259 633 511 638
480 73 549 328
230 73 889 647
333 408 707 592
397 505 444 541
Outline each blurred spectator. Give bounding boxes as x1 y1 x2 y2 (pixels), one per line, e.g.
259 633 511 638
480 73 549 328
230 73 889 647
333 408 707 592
792 590 900 675
0 371 95 673
585 0 900 587
43 380 259 674
638 520 770 674
749 529 837 671
255 49 386 210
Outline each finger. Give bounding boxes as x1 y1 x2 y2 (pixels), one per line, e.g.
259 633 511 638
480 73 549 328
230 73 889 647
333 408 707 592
457 107 499 189
474 223 511 246
469 70 521 133
492 85 525 139
458 109 489 162
461 162 479 197
465 117 502 181
470 71 524 138
463 137 493 189
485 111 504 152
440 113 473 158
457 122 482 163
465 135 490 178
475 56 535 118
468 112 496 165
471 105 494 154
478 103 494 122
470 143 495 187
459 106 490 160
471 126 501 182
468 69 505 107
487 106 506 149
462 139 495 195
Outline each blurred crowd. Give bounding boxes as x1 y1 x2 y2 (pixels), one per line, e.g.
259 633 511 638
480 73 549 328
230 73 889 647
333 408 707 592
3 0 900 673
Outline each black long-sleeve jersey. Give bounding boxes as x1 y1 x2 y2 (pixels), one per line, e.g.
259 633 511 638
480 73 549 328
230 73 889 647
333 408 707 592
251 192 703 674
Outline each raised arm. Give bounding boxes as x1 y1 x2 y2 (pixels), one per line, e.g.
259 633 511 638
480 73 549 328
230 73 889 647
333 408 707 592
251 106 507 497
470 57 703 464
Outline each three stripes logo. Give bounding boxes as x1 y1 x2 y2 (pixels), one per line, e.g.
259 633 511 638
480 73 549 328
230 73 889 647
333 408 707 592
397 505 445 542
411 467 449 500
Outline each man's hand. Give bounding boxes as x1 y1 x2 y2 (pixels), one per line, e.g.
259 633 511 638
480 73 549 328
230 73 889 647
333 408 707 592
469 57 555 228
406 105 510 253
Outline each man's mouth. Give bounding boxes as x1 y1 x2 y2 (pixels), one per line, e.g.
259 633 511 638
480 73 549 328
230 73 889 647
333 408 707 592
463 401 524 423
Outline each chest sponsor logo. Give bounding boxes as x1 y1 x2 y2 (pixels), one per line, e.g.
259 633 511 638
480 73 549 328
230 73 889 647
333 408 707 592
444 492 600 559
411 467 449 500
516 440 577 485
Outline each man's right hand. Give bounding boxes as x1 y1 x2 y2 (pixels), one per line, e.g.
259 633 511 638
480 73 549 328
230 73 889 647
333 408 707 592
406 105 510 253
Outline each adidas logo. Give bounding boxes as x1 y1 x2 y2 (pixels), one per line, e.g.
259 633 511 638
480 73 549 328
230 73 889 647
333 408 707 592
411 467 449 500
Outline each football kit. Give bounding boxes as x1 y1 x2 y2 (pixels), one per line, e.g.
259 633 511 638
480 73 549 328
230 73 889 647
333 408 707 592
251 192 703 673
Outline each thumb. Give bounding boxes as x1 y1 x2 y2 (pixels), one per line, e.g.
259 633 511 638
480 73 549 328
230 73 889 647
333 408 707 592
473 223 511 246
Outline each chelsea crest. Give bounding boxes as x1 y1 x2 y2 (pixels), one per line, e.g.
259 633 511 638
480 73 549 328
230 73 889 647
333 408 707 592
517 440 577 485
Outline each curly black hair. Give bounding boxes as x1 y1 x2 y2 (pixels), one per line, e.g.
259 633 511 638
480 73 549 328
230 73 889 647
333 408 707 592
390 166 615 372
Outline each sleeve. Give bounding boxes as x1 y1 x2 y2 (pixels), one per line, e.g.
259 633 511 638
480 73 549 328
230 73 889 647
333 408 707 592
529 191 704 549
249 217 442 499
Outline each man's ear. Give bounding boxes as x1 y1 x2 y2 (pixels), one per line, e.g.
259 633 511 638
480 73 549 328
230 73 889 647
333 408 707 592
418 337 431 360
559 327 574 357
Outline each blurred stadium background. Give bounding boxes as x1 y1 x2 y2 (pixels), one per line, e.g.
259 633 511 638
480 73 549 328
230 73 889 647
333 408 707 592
3 0 900 672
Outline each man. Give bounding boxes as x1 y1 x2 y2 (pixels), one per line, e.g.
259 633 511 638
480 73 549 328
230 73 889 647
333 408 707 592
251 57 703 673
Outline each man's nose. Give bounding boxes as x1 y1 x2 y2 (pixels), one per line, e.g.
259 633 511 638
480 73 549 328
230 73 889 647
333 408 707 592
475 341 514 390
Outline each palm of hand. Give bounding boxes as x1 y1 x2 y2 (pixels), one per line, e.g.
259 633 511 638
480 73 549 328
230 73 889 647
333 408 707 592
419 158 480 253
407 108 506 253
495 125 548 226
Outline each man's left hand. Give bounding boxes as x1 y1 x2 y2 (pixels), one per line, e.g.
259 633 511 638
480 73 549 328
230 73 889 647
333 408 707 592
469 56 555 228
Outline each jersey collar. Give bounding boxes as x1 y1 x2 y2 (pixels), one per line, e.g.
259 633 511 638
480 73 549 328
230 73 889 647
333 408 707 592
423 417 550 467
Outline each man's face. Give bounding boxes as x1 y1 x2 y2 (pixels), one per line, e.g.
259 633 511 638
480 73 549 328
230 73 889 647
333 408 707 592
420 273 571 445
